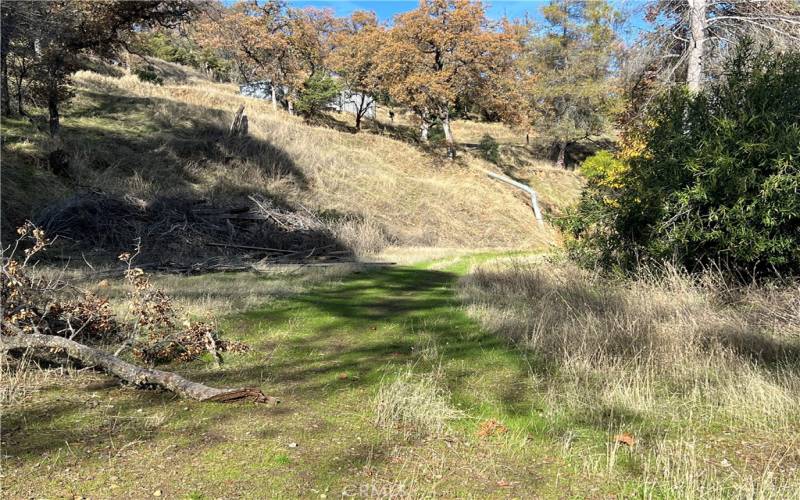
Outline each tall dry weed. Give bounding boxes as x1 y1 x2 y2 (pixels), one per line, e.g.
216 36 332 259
459 258 800 492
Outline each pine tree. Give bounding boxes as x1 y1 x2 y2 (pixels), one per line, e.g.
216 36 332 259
526 0 623 168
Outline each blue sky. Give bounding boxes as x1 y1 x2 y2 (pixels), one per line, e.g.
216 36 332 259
287 1 543 22
286 0 650 31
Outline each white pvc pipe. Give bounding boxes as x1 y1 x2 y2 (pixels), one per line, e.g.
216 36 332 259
487 172 545 227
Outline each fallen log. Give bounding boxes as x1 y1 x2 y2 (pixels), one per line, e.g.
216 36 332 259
1 326 277 404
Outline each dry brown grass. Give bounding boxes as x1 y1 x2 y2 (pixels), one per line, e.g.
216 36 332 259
459 257 800 496
374 364 463 439
0 350 45 404
450 119 527 146
3 61 577 253
68 70 551 249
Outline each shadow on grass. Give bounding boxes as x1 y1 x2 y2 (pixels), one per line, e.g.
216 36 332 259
4 88 371 262
2 259 557 497
212 265 534 409
64 90 308 190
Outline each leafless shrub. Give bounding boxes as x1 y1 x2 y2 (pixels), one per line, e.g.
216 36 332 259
2 222 119 342
118 249 249 365
2 225 249 372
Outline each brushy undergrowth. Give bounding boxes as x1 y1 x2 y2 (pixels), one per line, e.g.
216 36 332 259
459 257 800 496
558 43 800 277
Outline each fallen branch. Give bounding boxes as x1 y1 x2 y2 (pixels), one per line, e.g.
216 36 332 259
204 242 298 254
1 326 276 404
486 171 545 227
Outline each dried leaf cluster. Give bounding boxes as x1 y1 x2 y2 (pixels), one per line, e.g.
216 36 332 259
2 224 247 368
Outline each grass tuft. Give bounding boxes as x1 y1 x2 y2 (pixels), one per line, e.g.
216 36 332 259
375 364 463 439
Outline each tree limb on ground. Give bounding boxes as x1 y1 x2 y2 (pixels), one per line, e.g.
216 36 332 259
1 325 277 404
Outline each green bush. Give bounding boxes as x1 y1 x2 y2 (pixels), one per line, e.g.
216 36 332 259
142 32 195 66
578 150 625 185
557 42 800 277
478 134 500 164
134 66 163 85
427 120 446 145
138 32 230 79
295 73 341 116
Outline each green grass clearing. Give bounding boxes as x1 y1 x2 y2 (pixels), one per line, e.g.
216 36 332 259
5 253 797 497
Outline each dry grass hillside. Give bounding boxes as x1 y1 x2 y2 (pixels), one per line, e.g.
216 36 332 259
1 59 576 259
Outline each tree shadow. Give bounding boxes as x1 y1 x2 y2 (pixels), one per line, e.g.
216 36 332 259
6 89 374 263
64 90 308 190
211 266 530 406
2 264 512 466
304 112 357 134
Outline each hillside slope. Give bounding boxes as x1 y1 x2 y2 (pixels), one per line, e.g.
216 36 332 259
2 61 573 257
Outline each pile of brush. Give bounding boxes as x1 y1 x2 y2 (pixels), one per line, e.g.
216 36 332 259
1 223 272 403
34 191 353 266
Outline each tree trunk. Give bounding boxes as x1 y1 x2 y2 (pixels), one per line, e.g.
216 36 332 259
17 80 24 116
48 93 59 136
0 1 13 117
15 61 27 116
229 105 248 136
355 94 365 131
441 110 455 159
0 328 276 403
687 0 707 93
555 140 567 169
271 83 277 111
420 120 430 143
1 36 10 117
47 62 60 136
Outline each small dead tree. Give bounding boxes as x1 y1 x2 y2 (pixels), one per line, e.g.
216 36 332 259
229 104 248 137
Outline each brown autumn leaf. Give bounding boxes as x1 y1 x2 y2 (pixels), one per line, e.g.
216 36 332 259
477 419 509 438
337 372 349 380
614 432 636 447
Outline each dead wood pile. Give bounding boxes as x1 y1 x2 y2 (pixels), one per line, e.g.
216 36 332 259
1 223 275 403
35 192 352 264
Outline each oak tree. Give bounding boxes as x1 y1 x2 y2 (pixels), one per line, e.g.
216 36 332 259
0 0 193 135
377 0 516 158
195 1 301 111
328 11 385 130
